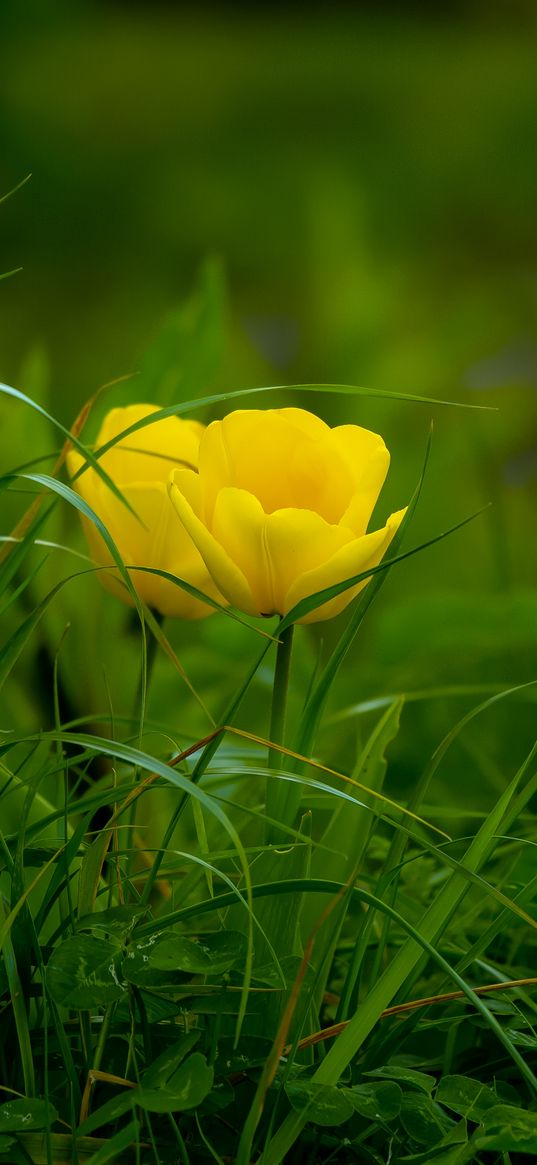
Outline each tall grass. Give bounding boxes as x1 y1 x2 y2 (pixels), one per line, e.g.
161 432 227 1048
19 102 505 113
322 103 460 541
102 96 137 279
0 373 536 1165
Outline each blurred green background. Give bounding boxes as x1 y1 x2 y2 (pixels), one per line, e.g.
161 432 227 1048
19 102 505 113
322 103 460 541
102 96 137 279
1 1 536 798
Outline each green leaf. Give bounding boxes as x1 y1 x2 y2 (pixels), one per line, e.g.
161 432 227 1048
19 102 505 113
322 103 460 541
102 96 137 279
346 1081 402 1122
435 1075 498 1121
476 1104 537 1153
0 1098 58 1133
141 1031 201 1088
77 1094 134 1137
14 1132 131 1164
365 1066 436 1094
143 930 248 975
285 1082 354 1127
398 1119 468 1164
0 1135 16 1151
399 1094 456 1146
46 935 126 1008
114 990 181 1025
77 905 148 939
82 1119 140 1165
134 1053 213 1112
121 935 190 988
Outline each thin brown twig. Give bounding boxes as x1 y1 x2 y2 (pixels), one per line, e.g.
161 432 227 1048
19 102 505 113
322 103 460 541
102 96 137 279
290 976 537 1053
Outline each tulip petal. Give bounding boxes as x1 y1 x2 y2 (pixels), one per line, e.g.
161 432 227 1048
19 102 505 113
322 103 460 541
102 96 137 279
263 508 354 615
275 407 329 439
153 481 226 618
211 488 273 614
329 426 390 536
199 408 352 524
79 481 211 617
95 404 203 485
284 508 407 624
169 473 258 616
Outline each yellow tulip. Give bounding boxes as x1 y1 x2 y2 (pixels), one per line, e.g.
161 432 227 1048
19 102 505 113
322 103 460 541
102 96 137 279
169 407 406 624
67 403 224 618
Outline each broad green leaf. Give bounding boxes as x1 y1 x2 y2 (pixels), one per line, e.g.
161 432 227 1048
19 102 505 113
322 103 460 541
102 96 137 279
121 935 189 989
365 1066 436 1094
399 1093 456 1146
285 1081 354 1127
46 935 126 1008
143 930 248 975
0 1098 58 1133
435 1075 498 1121
82 1119 140 1165
399 1119 468 1164
134 1053 213 1112
77 905 148 939
77 1093 134 1137
346 1081 402 1122
141 1031 200 1089
114 991 181 1025
15 1133 129 1163
476 1104 537 1153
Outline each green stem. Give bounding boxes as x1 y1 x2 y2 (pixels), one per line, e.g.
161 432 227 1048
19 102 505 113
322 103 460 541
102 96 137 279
140 631 274 905
126 609 164 873
266 624 294 843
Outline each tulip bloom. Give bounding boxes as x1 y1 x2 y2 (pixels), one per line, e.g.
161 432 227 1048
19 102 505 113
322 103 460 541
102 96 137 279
169 407 406 624
67 404 224 618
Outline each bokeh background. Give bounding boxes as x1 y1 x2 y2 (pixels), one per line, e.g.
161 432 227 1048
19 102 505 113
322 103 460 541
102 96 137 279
1 0 536 801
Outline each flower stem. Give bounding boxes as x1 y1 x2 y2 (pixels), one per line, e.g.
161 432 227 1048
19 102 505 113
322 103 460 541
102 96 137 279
266 623 294 843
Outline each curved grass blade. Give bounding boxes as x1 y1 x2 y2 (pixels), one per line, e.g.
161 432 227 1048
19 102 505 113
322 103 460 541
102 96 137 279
0 575 73 693
21 728 255 1040
129 566 277 641
89 383 496 469
328 682 537 722
280 504 490 632
0 267 23 283
0 173 32 205
0 382 139 518
260 737 537 1163
219 726 448 839
0 900 35 1096
288 427 432 764
0 534 92 563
